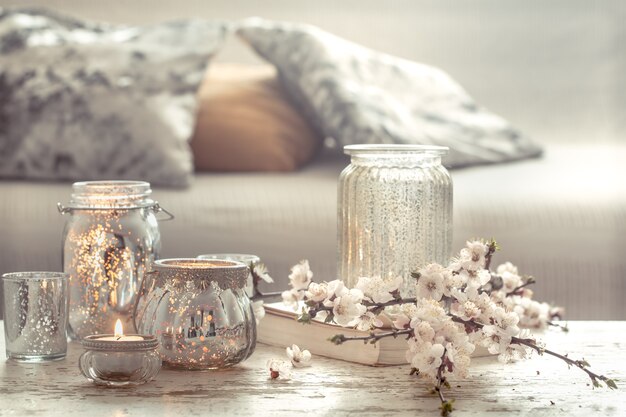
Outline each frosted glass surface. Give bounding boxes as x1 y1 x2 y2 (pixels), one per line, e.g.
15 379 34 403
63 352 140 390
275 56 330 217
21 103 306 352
337 146 453 296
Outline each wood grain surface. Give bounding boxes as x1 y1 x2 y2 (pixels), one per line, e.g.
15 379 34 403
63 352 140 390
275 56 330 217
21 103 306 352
0 321 623 416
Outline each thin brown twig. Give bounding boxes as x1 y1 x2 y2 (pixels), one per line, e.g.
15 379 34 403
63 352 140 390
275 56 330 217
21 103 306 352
329 328 413 345
506 279 536 297
484 240 498 271
512 337 613 387
449 315 616 389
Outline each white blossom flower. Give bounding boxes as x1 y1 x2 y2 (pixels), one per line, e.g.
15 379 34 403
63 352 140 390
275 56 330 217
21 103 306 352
472 292 497 322
305 282 328 302
415 298 448 325
459 240 489 271
326 280 348 298
410 320 436 344
514 298 551 329
354 311 384 331
480 308 520 354
252 300 265 324
446 344 471 378
410 342 446 377
498 343 530 363
281 289 302 311
332 289 366 326
450 299 481 321
267 358 292 380
286 344 312 368
480 325 511 354
501 271 522 294
288 260 313 291
442 271 465 298
457 268 491 289
253 263 274 283
493 307 521 336
392 313 411 330
356 275 402 303
496 262 519 276
434 321 467 347
416 264 446 301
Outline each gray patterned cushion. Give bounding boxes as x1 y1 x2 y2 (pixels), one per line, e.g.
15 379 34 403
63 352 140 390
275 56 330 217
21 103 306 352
237 18 542 168
0 8 227 187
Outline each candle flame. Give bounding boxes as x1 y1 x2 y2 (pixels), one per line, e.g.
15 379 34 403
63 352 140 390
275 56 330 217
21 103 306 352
114 319 124 337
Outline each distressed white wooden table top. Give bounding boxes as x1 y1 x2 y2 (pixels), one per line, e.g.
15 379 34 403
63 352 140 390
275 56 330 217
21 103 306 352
0 321 623 417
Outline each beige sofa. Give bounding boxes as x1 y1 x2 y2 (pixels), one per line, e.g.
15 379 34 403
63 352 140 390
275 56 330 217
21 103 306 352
0 0 624 319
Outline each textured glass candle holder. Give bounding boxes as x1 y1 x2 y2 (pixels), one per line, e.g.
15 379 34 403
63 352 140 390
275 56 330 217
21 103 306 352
134 259 256 370
338 145 453 296
58 180 172 340
79 335 161 386
2 272 69 362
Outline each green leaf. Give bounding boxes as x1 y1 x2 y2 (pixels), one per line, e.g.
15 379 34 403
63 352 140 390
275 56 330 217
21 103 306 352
605 379 618 390
297 308 311 324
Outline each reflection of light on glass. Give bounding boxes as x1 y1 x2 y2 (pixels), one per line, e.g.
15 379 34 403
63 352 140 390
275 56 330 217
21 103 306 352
62 181 163 340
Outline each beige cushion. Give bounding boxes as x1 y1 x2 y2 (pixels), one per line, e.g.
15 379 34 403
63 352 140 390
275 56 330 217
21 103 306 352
190 63 322 172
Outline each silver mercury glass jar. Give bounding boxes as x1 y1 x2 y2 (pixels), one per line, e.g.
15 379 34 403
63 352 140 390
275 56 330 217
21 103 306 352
58 181 173 340
134 259 256 370
337 145 453 296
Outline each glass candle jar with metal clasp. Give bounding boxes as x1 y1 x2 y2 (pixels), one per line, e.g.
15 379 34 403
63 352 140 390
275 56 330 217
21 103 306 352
134 259 256 370
58 181 173 340
337 145 453 296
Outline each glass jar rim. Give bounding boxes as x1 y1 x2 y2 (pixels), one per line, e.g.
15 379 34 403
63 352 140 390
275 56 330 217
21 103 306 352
153 259 249 290
65 180 155 209
81 334 159 351
344 144 449 156
154 258 248 270
197 254 260 263
2 272 69 281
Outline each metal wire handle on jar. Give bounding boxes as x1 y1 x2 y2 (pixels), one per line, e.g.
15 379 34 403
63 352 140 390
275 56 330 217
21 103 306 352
57 202 175 221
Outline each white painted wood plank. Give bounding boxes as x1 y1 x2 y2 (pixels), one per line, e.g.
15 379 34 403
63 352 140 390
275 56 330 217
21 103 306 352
0 321 623 416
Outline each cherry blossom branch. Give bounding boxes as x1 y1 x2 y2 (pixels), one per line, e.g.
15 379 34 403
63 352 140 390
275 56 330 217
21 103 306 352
512 337 617 389
306 297 417 319
364 298 418 307
329 328 413 345
505 277 536 296
484 240 498 270
547 321 569 333
435 349 454 417
450 316 617 390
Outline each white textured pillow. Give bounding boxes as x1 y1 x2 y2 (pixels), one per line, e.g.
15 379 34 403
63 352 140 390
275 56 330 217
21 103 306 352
237 18 542 168
0 8 227 187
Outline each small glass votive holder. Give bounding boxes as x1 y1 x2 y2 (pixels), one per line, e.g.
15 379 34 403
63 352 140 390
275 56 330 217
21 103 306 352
197 253 260 297
79 335 161 386
2 272 69 362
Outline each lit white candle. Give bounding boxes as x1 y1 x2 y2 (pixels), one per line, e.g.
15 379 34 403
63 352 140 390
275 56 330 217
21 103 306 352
98 319 144 341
